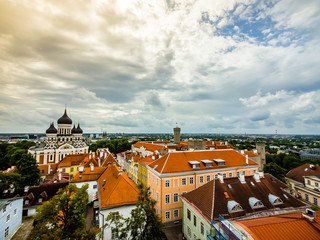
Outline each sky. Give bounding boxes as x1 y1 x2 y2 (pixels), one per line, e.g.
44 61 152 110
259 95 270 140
1 0 320 134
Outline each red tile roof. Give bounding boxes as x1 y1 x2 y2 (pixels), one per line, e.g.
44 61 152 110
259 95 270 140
98 165 139 208
148 150 258 174
236 211 320 240
134 142 166 152
286 163 320 183
38 164 57 175
71 166 107 182
58 154 88 168
138 155 157 165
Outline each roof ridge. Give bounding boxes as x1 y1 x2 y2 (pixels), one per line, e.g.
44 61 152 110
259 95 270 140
160 153 171 174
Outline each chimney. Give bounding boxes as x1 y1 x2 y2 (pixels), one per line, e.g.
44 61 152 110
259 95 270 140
100 151 103 158
58 172 61 181
48 164 51 174
254 172 261 182
225 141 228 145
259 172 264 178
90 163 94 172
152 156 155 160
310 164 316 170
303 209 316 222
240 150 244 155
118 170 123 176
98 158 101 167
217 174 224 183
246 155 248 164
239 174 246 184
113 162 116 166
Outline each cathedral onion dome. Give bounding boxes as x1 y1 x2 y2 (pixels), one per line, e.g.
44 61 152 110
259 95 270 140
71 124 77 134
57 109 72 124
46 122 58 134
73 123 83 134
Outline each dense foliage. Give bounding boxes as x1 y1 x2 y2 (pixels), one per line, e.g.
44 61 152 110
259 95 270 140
16 153 40 186
103 184 163 240
89 138 133 154
28 184 95 240
0 172 23 198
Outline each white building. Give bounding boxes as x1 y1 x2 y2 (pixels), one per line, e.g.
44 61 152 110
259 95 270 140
28 109 89 165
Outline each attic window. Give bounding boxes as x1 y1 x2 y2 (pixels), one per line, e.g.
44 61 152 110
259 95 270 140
250 181 255 186
249 197 264 209
214 159 225 166
228 184 232 189
102 180 107 186
38 198 43 203
268 194 283 206
188 161 200 169
201 160 213 168
227 200 243 213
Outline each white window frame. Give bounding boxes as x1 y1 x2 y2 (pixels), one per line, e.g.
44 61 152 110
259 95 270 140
165 180 170 188
5 226 9 238
199 176 204 183
207 175 210 182
165 211 171 220
174 193 179 203
6 214 10 222
182 178 187 186
165 194 170 204
189 177 194 185
156 178 159 186
174 209 179 218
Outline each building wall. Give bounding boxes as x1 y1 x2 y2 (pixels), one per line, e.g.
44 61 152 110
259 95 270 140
0 198 23 240
182 199 212 240
73 181 98 203
148 166 259 223
99 204 136 240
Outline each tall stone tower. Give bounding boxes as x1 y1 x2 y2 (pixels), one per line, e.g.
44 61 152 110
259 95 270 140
256 142 266 171
174 124 181 144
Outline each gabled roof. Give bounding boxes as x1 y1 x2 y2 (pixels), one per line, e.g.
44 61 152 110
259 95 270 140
181 174 305 221
138 155 157 165
82 158 99 168
58 154 88 168
98 165 139 209
134 142 166 152
236 211 320 240
71 167 107 182
286 163 320 183
38 164 57 175
100 153 117 167
148 150 258 174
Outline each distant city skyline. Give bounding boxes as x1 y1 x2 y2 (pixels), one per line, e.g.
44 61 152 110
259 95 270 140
1 0 320 134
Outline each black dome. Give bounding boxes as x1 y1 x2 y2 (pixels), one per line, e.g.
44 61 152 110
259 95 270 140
72 123 83 134
46 122 57 134
57 109 72 124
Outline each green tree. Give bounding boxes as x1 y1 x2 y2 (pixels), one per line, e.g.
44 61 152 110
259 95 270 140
16 153 40 186
28 184 95 240
104 184 163 239
0 172 23 199
263 162 287 182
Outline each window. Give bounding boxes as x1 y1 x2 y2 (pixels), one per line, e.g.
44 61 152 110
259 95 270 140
152 188 154 197
215 174 218 179
38 198 43 203
237 171 240 177
165 211 171 220
223 173 226 178
165 194 170 204
3 205 6 213
113 212 119 221
14 208 17 215
190 177 194 185
93 185 97 189
242 171 245 175
157 178 159 186
111 228 118 239
207 175 210 182
314 198 318 205
174 193 179 203
229 172 232 177
156 192 159 202
25 199 29 205
165 180 170 188
174 209 179 218
193 215 197 226
187 226 191 237
149 173 150 179
182 178 186 186
201 222 204 235
316 182 319 187
6 214 10 222
62 168 65 173
307 180 311 185
306 194 309 201
187 209 191 220
200 176 204 183
5 227 9 238
152 175 155 182
70 168 74 172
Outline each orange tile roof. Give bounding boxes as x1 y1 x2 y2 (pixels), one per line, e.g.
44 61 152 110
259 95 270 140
71 167 107 182
138 155 157 165
38 164 57 175
236 211 320 240
98 165 139 208
58 154 88 168
134 142 166 152
100 154 117 166
148 150 258 174
243 150 259 157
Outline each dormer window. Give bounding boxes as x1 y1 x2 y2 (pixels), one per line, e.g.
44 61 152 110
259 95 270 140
268 194 283 206
249 197 264 209
214 159 225 166
188 161 200 169
38 198 43 203
227 200 243 213
25 199 29 205
201 160 213 168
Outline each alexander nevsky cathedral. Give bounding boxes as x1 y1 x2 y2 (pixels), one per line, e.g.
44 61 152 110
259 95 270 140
28 109 89 165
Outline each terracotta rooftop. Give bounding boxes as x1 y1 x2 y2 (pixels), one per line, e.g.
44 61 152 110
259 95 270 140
98 165 139 209
181 173 306 221
236 211 320 240
286 163 320 183
38 164 57 175
58 154 88 168
71 166 107 182
148 150 258 174
243 150 259 157
138 155 157 165
134 142 166 152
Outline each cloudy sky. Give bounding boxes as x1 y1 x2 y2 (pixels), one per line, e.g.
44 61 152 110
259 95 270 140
1 0 320 134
